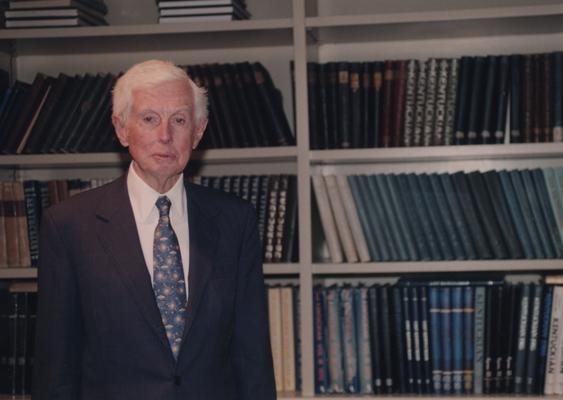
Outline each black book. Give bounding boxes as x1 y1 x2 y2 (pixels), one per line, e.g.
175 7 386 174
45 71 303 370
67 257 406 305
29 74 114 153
337 62 351 148
509 55 522 142
237 62 269 147
401 288 415 393
390 286 407 393
481 170 523 259
0 288 11 393
307 62 320 149
326 62 339 149
360 62 372 148
512 283 531 394
502 283 518 393
3 73 52 154
0 81 32 150
22 181 42 267
280 175 298 263
466 171 509 259
553 52 563 142
73 74 116 153
63 73 115 153
450 172 493 259
208 63 237 147
38 74 87 153
250 62 294 146
480 56 498 144
483 286 494 394
349 62 362 148
524 284 543 394
494 55 510 143
220 64 251 147
22 73 71 154
317 63 330 149
520 55 533 143
453 56 473 144
491 285 505 393
229 63 260 147
84 95 113 152
466 56 486 144
368 286 383 394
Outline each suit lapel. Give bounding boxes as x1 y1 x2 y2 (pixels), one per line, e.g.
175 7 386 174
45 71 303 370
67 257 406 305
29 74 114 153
94 176 173 360
181 183 219 345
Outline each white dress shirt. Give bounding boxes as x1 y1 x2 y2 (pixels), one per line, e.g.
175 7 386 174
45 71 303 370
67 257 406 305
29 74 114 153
126 162 190 290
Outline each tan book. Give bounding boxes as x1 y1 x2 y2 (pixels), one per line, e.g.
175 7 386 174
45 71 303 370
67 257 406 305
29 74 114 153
311 175 343 263
0 182 8 268
323 175 358 263
268 286 284 392
14 182 31 268
280 286 296 393
3 182 21 268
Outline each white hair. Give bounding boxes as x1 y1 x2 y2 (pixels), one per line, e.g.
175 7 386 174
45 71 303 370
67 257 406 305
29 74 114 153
112 59 208 124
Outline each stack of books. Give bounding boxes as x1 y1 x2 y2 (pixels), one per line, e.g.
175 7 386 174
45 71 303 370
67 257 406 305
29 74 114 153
2 0 108 28
156 0 250 24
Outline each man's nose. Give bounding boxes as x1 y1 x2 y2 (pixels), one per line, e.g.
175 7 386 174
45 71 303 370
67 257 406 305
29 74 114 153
157 122 172 143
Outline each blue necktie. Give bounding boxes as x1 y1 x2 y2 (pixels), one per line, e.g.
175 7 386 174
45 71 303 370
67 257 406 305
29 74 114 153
153 196 187 360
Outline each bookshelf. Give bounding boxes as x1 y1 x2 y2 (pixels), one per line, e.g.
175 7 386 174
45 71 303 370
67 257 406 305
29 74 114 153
1 0 563 398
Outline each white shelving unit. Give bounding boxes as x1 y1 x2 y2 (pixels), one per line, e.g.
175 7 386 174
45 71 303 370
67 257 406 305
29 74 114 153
1 0 563 398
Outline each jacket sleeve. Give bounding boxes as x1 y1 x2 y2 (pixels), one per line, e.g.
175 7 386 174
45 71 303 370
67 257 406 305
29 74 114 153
32 208 83 400
232 204 277 399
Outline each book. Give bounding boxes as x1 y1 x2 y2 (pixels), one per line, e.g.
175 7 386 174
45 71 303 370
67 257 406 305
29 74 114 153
311 175 343 263
267 286 284 392
8 0 107 14
513 283 531 393
313 285 328 393
355 287 373 393
280 286 296 392
326 285 344 393
340 286 359 393
367 286 383 393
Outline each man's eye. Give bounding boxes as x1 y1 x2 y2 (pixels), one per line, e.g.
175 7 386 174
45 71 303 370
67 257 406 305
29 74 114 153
174 117 186 125
143 115 155 123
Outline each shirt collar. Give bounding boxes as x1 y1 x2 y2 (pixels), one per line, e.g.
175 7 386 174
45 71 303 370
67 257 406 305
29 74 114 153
126 161 187 223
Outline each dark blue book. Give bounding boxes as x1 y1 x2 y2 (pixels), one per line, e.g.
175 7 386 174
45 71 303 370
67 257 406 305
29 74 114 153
354 287 373 394
473 286 486 394
368 286 383 394
406 173 442 260
524 284 543 394
22 181 42 267
401 287 415 393
484 286 494 394
463 286 474 394
383 174 419 260
378 285 395 394
326 285 344 393
313 286 329 394
438 173 478 259
429 287 442 394
492 285 505 393
451 287 464 394
536 285 553 395
391 286 408 393
410 287 424 394
450 172 493 259
348 175 383 261
429 173 466 260
497 170 536 258
467 171 509 259
395 173 431 260
339 286 359 393
507 170 545 258
503 284 519 393
513 283 531 394
367 175 400 261
418 173 454 260
520 170 556 258
531 169 563 258
419 286 432 393
364 175 397 261
440 287 453 394
482 170 524 259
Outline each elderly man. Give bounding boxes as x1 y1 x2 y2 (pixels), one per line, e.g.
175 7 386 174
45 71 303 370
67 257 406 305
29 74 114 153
32 60 276 400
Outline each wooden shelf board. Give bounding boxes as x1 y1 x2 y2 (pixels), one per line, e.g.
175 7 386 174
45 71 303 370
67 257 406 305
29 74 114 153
307 4 563 28
263 263 300 275
313 259 563 275
0 18 293 40
310 143 563 165
0 147 297 169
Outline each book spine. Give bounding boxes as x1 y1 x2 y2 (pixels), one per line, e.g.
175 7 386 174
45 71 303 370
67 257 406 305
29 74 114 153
543 168 563 253
433 58 449 145
525 284 543 394
355 287 373 393
544 286 561 395
513 283 531 394
440 287 453 394
380 60 394 148
372 62 384 148
463 286 474 394
263 175 280 263
410 287 424 393
340 287 359 393
480 56 498 144
338 62 351 148
509 55 522 142
444 58 459 145
429 287 442 394
466 57 485 144
312 175 343 263
537 286 553 395
402 287 415 392
273 175 289 263
267 286 283 392
313 286 328 394
473 286 486 394
326 286 344 393
307 63 320 149
521 55 533 143
365 175 397 261
554 52 563 142
381 286 396 393
494 55 510 143
492 285 505 393
422 58 438 147
392 60 407 147
402 59 417 147
360 63 371 148
368 286 383 394
420 286 432 393
349 63 362 148
532 169 563 258
454 57 473 144
391 287 407 393
280 286 296 392
413 59 427 147
542 54 552 142
451 287 464 394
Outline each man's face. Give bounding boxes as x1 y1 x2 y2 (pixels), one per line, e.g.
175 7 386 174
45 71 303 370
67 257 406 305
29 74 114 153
114 80 206 190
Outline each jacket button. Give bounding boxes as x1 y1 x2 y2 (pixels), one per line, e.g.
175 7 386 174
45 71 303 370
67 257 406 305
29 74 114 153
174 376 181 386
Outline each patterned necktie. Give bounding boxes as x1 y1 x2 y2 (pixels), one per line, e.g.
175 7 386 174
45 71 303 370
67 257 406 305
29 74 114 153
153 196 187 360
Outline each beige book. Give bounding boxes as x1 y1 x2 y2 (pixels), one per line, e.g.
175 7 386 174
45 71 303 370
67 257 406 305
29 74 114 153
323 175 358 263
335 175 371 262
280 286 296 393
268 286 284 392
311 175 343 263
14 182 31 268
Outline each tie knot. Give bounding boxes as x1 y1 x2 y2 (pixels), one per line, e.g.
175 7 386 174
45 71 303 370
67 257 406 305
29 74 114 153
155 196 171 217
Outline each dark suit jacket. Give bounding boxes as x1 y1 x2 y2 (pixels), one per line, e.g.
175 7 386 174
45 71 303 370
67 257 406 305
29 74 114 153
32 175 276 400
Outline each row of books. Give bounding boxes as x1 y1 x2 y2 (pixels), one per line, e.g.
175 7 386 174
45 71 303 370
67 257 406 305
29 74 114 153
305 52 563 149
312 168 563 262
0 285 36 396
313 279 563 395
0 173 298 269
156 0 251 24
0 61 293 154
1 0 108 28
191 174 298 264
267 284 301 393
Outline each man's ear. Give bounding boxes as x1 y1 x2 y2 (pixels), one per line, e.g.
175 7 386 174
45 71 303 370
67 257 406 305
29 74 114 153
192 117 208 150
112 115 129 147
